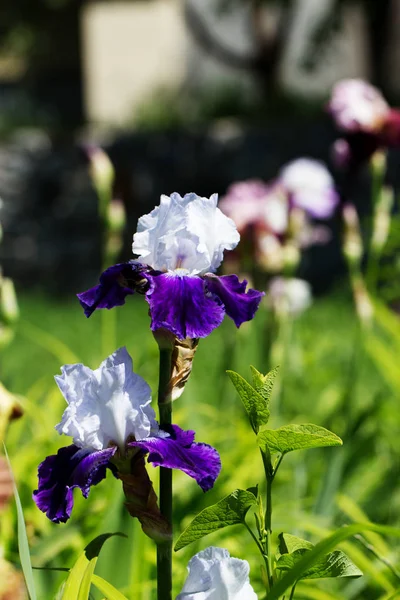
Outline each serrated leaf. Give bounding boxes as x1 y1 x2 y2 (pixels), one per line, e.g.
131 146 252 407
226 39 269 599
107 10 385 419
61 533 126 600
276 549 363 579
91 574 129 600
174 489 257 551
258 424 342 455
250 365 279 403
227 370 270 433
279 533 314 554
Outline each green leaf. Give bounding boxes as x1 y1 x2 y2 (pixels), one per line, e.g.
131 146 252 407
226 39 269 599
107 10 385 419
250 365 279 403
3 445 37 600
277 549 363 579
227 370 270 433
258 424 342 455
61 533 126 600
91 574 129 600
279 533 314 554
174 489 257 551
267 523 400 599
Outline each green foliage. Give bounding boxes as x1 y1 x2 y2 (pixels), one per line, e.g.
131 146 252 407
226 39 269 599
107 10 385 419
174 489 257 551
227 369 272 433
61 533 126 600
257 424 342 455
277 534 362 580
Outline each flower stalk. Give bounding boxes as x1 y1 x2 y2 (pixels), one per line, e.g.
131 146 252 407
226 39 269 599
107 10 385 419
157 344 174 600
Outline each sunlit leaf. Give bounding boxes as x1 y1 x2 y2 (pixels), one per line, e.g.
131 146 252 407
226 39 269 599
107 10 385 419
227 370 270 433
258 424 342 455
276 549 362 579
174 489 257 551
91 574 129 600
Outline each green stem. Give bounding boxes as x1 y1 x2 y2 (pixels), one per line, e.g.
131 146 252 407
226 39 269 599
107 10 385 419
288 582 297 600
244 521 267 561
157 348 173 600
265 475 273 589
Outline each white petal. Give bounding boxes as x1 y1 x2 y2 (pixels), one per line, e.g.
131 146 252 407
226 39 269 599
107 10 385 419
177 547 257 600
55 347 157 451
329 78 389 133
132 193 239 275
268 277 312 316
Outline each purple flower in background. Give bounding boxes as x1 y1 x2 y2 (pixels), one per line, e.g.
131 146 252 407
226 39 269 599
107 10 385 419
78 193 264 340
176 547 257 600
279 158 339 219
328 78 400 168
33 348 221 523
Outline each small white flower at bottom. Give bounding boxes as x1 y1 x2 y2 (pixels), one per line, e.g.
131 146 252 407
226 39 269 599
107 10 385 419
176 547 257 600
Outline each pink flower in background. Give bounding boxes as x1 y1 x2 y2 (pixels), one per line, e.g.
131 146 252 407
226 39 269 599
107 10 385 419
328 78 400 169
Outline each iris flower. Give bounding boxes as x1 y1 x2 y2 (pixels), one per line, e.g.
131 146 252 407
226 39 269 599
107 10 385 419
33 348 221 523
176 547 257 600
78 193 264 340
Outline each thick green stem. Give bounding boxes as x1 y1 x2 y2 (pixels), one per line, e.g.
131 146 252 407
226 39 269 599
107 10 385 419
288 582 297 600
157 348 173 600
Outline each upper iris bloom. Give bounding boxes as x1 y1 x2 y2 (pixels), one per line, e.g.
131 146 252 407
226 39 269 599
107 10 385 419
327 79 400 169
33 348 221 523
78 193 263 340
176 547 257 600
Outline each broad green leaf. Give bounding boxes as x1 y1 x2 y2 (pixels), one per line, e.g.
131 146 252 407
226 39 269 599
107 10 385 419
276 549 363 579
174 489 257 551
279 533 313 554
91 574 129 600
250 365 279 403
62 533 126 600
258 424 342 455
227 370 270 433
4 445 37 600
267 522 400 599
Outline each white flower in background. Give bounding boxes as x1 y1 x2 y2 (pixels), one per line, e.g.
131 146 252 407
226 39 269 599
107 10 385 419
55 347 157 451
279 159 339 219
176 547 257 600
132 192 239 275
328 79 390 134
268 277 312 316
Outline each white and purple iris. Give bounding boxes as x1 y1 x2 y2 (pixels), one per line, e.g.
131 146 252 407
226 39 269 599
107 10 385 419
33 347 221 523
77 193 264 340
327 78 400 168
177 547 257 600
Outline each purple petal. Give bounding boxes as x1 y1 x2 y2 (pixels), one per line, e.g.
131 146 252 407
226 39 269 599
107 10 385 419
130 425 221 492
77 262 148 317
144 273 225 339
33 445 115 523
204 274 264 328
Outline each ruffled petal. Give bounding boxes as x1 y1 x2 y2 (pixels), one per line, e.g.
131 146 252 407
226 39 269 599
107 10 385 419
33 445 116 523
77 262 148 317
130 425 221 492
145 272 225 339
204 274 264 328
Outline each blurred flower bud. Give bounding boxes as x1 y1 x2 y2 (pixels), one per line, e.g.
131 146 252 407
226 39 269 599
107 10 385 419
282 242 300 272
342 204 363 268
106 199 126 234
371 186 393 252
268 277 312 316
353 276 373 327
332 138 352 169
257 234 284 272
87 146 114 195
0 274 19 325
370 149 386 177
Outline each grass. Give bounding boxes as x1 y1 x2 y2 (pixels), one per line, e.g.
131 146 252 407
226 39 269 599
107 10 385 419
1 286 400 599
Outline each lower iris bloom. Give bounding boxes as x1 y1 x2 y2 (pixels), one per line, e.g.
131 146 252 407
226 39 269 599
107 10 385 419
77 193 264 340
33 348 221 523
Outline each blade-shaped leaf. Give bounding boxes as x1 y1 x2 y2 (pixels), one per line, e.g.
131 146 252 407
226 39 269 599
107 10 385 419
258 424 342 455
4 445 37 600
267 522 400 599
250 365 279 403
62 533 126 600
227 370 270 433
174 489 257 551
276 549 363 579
91 574 129 600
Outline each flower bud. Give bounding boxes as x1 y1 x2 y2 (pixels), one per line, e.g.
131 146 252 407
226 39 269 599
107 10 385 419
342 204 363 268
0 275 19 325
371 186 393 252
